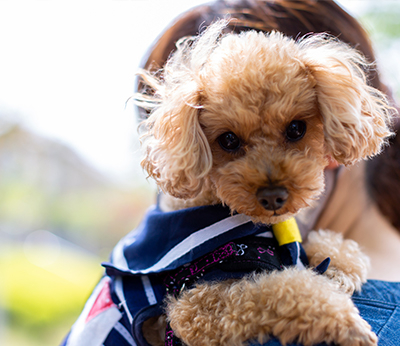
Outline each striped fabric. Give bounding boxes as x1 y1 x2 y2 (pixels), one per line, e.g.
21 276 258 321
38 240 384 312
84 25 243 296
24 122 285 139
61 203 301 346
103 204 268 275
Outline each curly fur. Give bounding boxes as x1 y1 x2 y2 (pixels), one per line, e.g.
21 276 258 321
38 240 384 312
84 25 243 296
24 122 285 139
166 267 376 346
304 230 370 294
135 21 395 346
137 20 392 224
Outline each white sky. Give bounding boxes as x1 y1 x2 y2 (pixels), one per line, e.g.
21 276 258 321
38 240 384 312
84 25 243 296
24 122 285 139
0 0 383 184
0 0 211 184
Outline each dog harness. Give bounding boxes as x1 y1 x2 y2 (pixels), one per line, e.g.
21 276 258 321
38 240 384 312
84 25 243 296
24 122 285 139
61 203 325 346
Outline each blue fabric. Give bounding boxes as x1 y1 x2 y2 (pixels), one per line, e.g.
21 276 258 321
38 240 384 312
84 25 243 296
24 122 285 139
112 204 232 269
102 204 272 275
62 205 273 346
279 241 309 267
248 280 400 346
62 204 400 346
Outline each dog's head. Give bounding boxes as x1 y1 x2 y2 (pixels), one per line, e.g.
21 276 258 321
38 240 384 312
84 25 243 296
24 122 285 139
137 21 393 224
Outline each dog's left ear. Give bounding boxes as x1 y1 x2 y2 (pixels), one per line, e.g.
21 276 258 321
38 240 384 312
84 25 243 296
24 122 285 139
301 36 394 165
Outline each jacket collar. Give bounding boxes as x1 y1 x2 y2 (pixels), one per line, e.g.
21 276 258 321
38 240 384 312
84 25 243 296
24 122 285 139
103 204 271 276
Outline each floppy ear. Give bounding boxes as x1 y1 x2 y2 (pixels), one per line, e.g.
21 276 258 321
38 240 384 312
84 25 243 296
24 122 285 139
135 21 230 198
139 90 212 199
300 36 394 165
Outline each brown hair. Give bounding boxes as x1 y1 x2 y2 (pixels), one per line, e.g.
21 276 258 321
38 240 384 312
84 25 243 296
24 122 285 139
136 0 400 230
138 1 382 89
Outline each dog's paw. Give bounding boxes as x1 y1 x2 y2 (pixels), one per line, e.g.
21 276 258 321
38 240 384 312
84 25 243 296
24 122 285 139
166 269 376 346
304 230 370 294
338 317 377 346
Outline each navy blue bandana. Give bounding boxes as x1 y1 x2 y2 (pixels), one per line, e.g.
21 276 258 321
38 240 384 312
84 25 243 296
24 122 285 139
103 204 272 276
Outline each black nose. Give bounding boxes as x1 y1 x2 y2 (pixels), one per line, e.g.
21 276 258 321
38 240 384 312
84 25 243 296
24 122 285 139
256 186 288 211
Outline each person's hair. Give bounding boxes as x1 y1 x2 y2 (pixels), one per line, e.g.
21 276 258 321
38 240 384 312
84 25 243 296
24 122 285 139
135 0 400 229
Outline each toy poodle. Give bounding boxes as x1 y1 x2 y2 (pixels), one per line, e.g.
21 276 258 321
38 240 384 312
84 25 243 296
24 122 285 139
135 20 393 346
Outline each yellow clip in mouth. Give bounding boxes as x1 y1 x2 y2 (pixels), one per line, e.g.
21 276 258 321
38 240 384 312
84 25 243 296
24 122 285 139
272 217 302 246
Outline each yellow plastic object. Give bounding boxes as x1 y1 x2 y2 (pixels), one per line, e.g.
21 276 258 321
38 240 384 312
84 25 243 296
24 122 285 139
272 217 302 246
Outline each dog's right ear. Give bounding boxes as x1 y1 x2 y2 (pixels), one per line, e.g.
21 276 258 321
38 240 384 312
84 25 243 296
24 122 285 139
135 21 229 199
139 87 212 199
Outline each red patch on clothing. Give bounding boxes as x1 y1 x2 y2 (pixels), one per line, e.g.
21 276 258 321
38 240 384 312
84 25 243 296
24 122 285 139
86 278 117 323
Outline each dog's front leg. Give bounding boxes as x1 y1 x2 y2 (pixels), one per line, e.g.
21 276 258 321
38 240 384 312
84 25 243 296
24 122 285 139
166 268 376 346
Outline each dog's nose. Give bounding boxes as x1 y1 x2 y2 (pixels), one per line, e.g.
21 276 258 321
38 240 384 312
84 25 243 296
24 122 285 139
256 186 288 211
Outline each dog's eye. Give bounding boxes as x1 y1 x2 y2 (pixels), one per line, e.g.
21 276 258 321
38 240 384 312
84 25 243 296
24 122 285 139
286 120 306 142
218 132 241 152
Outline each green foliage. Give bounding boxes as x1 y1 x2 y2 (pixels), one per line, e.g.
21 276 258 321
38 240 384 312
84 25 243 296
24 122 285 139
0 243 103 344
0 177 155 255
0 180 48 228
1 247 100 322
0 177 155 346
360 6 400 40
358 5 400 101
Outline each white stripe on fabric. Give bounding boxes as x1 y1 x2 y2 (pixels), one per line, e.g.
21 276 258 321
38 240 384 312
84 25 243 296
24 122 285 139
255 230 273 238
114 322 136 346
141 275 157 305
295 242 306 270
66 306 121 346
112 237 130 273
66 277 121 346
136 213 252 274
115 277 133 324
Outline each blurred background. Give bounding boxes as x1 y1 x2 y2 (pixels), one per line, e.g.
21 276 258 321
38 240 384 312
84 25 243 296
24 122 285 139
0 1 398 345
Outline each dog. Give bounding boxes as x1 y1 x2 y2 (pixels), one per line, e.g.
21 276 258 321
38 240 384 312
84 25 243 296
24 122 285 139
135 20 393 346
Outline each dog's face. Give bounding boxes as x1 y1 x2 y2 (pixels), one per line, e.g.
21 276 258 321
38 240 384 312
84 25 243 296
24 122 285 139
138 21 392 224
199 40 326 223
